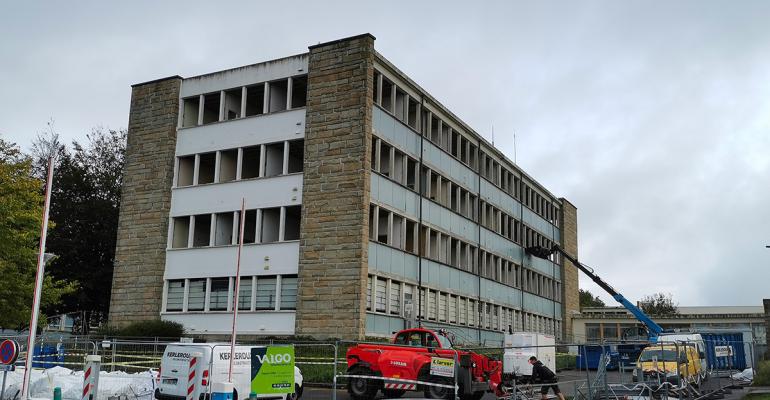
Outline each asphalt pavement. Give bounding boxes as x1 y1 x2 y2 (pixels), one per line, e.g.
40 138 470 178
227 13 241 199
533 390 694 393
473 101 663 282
301 369 749 400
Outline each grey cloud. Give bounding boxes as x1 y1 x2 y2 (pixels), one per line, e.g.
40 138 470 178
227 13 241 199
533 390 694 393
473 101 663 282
1 0 768 306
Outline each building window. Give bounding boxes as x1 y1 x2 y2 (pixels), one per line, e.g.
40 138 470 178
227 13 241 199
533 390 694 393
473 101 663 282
403 285 413 318
214 212 234 246
197 153 216 184
280 275 298 310
260 207 281 243
603 324 618 341
268 79 288 113
177 155 195 187
166 280 185 311
438 293 447 322
366 276 372 311
377 208 389 244
209 278 229 311
287 140 304 173
586 324 601 342
468 300 476 327
219 149 237 182
240 209 257 244
255 276 277 310
375 278 386 313
381 78 394 112
223 88 241 120
202 92 220 124
389 282 400 315
245 84 265 117
241 146 261 179
172 217 190 249
290 75 307 108
192 214 212 247
428 290 436 320
181 96 200 127
187 279 206 311
264 142 284 177
238 277 253 311
283 206 301 241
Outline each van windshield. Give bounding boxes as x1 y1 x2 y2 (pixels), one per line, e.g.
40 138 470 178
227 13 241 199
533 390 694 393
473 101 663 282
639 349 678 362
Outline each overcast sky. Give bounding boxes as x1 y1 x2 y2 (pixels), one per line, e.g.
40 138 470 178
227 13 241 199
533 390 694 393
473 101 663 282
2 1 768 307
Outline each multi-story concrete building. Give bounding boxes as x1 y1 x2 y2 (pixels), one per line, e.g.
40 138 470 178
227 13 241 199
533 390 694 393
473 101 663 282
108 34 579 342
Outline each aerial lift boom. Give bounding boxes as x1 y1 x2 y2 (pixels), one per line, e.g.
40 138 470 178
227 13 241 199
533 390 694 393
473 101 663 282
526 245 664 339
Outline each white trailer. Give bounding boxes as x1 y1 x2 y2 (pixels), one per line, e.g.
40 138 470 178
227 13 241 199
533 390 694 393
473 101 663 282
504 332 556 377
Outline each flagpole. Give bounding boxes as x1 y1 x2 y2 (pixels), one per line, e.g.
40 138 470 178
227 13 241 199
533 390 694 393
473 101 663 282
228 198 246 382
22 155 55 400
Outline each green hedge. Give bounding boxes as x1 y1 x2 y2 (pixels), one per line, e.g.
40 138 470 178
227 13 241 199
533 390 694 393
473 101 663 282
754 360 770 386
556 353 577 371
96 320 185 339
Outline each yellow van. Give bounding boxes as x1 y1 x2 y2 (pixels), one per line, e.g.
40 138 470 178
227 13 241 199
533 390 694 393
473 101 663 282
632 344 704 386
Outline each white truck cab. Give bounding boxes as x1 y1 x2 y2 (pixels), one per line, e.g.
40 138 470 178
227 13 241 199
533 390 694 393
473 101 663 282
155 344 303 400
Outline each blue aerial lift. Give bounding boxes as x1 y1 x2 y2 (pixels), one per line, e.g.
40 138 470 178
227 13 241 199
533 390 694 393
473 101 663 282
526 245 664 340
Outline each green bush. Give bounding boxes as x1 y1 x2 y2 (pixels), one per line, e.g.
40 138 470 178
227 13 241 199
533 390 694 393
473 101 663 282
556 353 577 371
96 320 185 339
754 360 770 386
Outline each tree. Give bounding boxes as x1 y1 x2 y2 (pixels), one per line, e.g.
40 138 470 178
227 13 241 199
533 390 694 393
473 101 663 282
0 137 75 329
33 128 126 328
579 289 606 309
639 292 679 316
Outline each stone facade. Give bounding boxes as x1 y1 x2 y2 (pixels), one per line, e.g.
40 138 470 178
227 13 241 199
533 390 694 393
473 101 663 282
109 77 181 325
295 34 376 340
765 299 770 357
560 198 580 340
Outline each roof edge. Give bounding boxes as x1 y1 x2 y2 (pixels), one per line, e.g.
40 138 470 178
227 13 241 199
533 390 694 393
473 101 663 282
308 33 375 50
131 75 183 88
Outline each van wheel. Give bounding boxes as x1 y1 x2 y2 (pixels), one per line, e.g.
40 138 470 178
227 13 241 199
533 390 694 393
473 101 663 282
348 365 379 400
232 389 238 400
287 384 302 399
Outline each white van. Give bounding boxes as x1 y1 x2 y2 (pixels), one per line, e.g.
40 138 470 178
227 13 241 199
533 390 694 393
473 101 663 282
155 344 303 400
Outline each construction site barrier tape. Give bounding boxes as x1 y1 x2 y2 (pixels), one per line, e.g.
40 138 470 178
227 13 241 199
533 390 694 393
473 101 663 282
337 374 456 390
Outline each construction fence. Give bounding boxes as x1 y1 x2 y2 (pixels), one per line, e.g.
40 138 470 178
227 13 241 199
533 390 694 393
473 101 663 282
0 334 764 400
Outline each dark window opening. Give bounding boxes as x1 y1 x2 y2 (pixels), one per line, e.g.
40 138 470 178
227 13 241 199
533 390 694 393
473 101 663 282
287 140 304 173
290 75 307 108
202 93 220 124
245 84 265 117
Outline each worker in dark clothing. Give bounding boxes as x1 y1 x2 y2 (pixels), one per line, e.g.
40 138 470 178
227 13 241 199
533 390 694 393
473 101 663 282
529 356 565 400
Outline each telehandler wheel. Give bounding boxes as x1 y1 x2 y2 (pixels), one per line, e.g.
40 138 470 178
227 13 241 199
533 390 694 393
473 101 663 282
347 365 379 400
423 375 453 399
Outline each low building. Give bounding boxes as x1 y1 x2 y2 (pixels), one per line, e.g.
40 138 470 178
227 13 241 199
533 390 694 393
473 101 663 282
572 306 767 344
